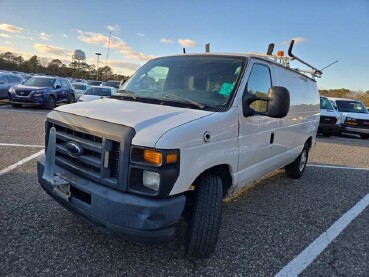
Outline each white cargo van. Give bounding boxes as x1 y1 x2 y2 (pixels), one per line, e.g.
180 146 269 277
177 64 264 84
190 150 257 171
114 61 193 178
38 41 320 258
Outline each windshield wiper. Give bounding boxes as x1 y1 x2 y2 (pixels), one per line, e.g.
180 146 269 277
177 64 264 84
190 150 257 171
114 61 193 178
117 89 137 100
164 93 205 109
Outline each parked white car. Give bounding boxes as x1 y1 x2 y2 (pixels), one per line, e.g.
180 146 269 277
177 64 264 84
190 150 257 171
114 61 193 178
72 82 90 100
318 96 341 137
78 86 115 102
38 48 320 258
328 97 369 139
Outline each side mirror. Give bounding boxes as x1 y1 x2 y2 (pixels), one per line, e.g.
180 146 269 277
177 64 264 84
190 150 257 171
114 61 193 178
242 86 290 118
55 84 62 89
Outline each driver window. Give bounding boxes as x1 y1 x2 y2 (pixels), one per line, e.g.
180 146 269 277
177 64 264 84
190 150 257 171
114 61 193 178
54 79 62 88
247 64 271 113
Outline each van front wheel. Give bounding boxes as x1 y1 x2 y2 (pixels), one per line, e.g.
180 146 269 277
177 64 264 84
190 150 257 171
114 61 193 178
285 143 309 179
185 174 223 259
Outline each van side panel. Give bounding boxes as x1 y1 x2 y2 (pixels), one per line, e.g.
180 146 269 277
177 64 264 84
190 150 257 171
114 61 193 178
271 65 320 152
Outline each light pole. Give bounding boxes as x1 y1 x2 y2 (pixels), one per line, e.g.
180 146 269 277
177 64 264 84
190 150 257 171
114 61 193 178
95 52 101 80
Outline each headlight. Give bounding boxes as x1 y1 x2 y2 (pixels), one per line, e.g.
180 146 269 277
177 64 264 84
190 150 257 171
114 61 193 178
9 88 15 93
142 171 160 191
129 147 180 197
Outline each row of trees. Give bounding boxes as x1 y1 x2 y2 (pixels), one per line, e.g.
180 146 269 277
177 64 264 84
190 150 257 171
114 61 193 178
319 89 369 107
0 52 129 82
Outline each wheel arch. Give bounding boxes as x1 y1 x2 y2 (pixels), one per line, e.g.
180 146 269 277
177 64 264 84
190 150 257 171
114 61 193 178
193 164 233 197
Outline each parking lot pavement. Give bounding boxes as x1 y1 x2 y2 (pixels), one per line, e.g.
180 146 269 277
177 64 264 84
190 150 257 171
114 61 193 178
1 108 369 276
311 135 369 168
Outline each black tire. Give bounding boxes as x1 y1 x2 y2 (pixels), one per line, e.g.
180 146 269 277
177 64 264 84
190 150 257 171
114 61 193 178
67 93 75 104
360 134 369 139
323 133 332 137
285 143 309 179
11 103 22 108
185 174 223 259
43 95 56 110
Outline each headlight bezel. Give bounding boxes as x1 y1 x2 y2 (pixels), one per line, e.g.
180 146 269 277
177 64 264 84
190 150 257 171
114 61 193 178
128 146 180 198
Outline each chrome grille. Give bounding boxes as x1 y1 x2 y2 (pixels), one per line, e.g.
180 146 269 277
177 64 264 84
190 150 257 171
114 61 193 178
49 122 120 186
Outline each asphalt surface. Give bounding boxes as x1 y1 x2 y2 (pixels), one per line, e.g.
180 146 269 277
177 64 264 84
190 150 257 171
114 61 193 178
0 104 369 276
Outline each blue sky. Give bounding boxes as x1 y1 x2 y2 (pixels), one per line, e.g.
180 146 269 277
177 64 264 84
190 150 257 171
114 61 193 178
0 0 368 90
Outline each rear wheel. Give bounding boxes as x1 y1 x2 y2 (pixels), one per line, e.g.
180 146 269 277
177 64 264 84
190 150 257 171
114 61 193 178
185 174 223 259
285 143 309 179
43 96 56 110
11 103 22 108
360 134 369 139
67 93 75 104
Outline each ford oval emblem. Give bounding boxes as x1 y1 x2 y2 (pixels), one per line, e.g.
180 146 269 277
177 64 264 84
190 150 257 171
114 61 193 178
65 141 83 157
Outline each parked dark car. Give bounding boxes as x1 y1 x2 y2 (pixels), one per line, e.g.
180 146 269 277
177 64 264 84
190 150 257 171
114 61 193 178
88 80 104 86
0 73 23 99
104 80 120 89
8 76 76 109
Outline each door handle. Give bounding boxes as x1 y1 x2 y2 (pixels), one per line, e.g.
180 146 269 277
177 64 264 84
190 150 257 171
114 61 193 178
270 132 275 144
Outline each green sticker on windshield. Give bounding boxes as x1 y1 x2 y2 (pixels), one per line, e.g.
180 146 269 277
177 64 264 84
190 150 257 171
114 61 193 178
219 82 234 96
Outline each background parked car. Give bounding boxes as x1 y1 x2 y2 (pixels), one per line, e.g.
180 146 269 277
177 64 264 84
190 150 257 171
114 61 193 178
104 80 121 89
88 80 104 86
328 97 369 139
318 96 341 137
8 76 76 109
78 86 115 102
0 73 23 99
72 82 90 100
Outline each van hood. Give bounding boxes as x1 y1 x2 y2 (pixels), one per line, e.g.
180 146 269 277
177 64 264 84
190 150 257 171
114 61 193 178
339 112 369 121
53 98 213 147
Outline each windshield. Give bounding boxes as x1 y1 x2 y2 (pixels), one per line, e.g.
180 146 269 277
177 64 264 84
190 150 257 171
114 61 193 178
105 81 120 88
320 97 334 110
23 77 56 87
85 87 112 96
73 84 87 90
116 55 245 110
336 100 368 114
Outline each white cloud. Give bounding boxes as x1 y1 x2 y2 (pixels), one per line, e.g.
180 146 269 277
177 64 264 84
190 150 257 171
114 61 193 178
15 34 33 40
5 41 12 44
160 38 173 44
137 33 145 37
72 29 83 35
0 23 24 33
178 38 196 48
0 45 15 52
33 43 73 57
61 34 68 38
105 24 120 34
281 37 308 45
40 32 51 41
0 33 10 38
78 30 155 61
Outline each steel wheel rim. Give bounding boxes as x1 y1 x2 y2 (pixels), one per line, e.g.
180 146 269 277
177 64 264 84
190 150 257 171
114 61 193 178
299 150 307 172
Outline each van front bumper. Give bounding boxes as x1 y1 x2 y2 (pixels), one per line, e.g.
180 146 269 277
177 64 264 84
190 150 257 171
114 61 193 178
341 125 369 135
37 154 185 243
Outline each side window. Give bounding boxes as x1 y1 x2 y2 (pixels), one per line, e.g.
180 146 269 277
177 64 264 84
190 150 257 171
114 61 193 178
8 76 16 83
0 76 8 83
247 64 272 113
54 80 62 88
61 80 68 88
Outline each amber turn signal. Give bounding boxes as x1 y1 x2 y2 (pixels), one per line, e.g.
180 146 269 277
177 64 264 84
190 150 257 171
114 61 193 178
143 150 162 165
166 153 178 164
